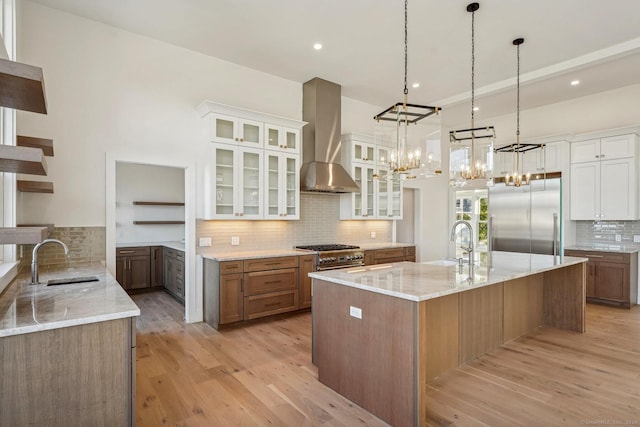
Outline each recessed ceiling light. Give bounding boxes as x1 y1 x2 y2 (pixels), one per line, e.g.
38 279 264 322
571 80 580 86
412 82 420 88
473 106 479 111
313 43 322 50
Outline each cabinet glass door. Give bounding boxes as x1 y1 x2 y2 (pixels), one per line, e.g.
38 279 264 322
266 154 279 217
266 126 281 150
377 168 389 217
214 147 235 216
390 173 402 217
212 114 237 144
354 143 375 162
377 146 391 166
241 150 262 217
353 166 363 216
240 120 263 147
285 156 298 217
366 167 375 217
285 129 298 150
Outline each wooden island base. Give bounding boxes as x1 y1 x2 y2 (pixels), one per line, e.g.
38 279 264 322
312 262 585 427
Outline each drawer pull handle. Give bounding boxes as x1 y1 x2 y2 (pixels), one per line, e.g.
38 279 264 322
119 250 135 254
264 302 281 308
265 280 281 285
588 255 604 258
263 262 282 266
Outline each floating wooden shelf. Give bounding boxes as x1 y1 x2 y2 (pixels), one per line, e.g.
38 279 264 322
0 57 47 114
0 145 47 175
17 135 54 156
17 180 54 193
133 201 185 206
0 226 48 244
133 221 185 225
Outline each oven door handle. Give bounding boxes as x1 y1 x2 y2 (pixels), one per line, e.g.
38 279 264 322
317 263 364 271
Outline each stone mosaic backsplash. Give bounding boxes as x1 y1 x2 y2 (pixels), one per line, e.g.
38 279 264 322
574 220 640 247
19 226 106 271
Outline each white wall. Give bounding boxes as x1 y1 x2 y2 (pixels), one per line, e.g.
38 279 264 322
115 162 184 244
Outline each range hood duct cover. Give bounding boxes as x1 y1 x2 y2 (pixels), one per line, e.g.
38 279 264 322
301 78 359 193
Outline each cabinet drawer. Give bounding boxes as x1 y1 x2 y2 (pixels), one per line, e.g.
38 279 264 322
244 268 298 296
220 261 243 274
116 246 150 257
164 248 185 261
405 246 416 257
565 250 629 264
244 256 298 272
375 248 405 260
244 290 299 320
376 256 406 264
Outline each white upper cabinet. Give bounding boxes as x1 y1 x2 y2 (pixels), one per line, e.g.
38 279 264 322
209 113 264 147
340 133 403 220
265 125 300 153
494 139 569 177
264 152 300 220
197 101 305 220
570 133 639 220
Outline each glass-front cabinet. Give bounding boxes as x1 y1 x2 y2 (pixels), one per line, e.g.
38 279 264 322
377 168 402 219
209 113 263 147
211 145 263 219
341 163 376 219
265 125 300 153
264 152 300 219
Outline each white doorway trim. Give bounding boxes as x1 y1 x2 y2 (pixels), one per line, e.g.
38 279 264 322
105 151 201 323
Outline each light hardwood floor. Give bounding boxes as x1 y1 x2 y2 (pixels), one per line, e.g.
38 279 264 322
133 291 640 426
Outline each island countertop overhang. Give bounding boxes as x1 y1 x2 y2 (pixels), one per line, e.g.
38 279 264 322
308 251 588 302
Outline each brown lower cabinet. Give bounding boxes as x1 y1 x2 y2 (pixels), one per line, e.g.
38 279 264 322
150 246 164 288
364 245 416 265
565 249 638 308
205 255 312 329
116 246 151 290
164 247 185 302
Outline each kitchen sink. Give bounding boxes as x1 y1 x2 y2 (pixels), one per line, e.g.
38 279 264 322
46 275 100 286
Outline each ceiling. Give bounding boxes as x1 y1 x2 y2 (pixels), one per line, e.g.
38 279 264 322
26 0 640 126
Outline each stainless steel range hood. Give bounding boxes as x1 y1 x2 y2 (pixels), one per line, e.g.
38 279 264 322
301 78 359 193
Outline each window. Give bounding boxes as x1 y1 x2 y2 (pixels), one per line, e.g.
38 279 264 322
453 189 488 258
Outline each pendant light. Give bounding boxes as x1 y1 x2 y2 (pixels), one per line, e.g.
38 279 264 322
499 37 543 187
449 2 495 188
373 0 442 180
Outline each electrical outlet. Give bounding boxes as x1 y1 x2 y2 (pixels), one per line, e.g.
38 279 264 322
349 306 362 319
231 236 240 246
370 231 376 239
199 237 212 247
615 234 622 242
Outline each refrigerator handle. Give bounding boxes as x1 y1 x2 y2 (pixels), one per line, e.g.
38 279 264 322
488 215 494 252
552 212 559 257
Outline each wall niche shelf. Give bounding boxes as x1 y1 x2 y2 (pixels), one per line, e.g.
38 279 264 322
0 226 48 244
133 221 185 225
17 180 53 193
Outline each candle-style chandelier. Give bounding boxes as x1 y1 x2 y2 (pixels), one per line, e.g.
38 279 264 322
449 2 495 188
373 0 441 179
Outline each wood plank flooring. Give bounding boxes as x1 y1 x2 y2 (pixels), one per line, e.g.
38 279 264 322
133 291 640 426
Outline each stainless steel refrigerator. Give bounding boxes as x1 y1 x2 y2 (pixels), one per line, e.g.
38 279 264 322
488 178 561 256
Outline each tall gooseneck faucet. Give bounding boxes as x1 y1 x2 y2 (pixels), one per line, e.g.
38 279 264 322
31 239 69 284
450 220 474 267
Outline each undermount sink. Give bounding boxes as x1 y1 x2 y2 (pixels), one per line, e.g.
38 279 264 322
423 259 459 266
46 275 100 286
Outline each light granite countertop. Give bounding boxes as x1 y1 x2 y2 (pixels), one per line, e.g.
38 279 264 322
564 244 640 254
0 263 140 338
201 242 413 261
309 251 588 302
117 240 185 251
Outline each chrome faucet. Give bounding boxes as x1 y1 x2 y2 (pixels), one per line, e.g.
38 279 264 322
31 239 69 284
450 220 474 267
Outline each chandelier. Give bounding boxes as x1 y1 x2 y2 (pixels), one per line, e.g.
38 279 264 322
500 37 543 187
449 2 495 188
373 0 441 180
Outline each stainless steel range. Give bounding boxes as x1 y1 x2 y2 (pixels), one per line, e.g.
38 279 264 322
295 244 364 271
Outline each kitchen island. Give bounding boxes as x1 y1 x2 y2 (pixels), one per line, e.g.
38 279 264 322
0 263 139 427
309 252 587 427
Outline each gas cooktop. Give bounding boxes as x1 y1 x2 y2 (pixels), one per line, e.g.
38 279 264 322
295 244 360 251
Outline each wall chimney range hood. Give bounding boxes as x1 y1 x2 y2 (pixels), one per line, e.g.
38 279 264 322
300 78 359 193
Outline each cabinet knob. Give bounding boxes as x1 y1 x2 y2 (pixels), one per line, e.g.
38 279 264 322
595 155 600 158
235 138 239 141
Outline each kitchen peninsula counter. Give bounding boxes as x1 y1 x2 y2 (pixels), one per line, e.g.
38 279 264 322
0 263 138 426
310 251 587 427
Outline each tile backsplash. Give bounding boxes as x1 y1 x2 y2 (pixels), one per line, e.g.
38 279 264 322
575 220 640 247
197 193 393 252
